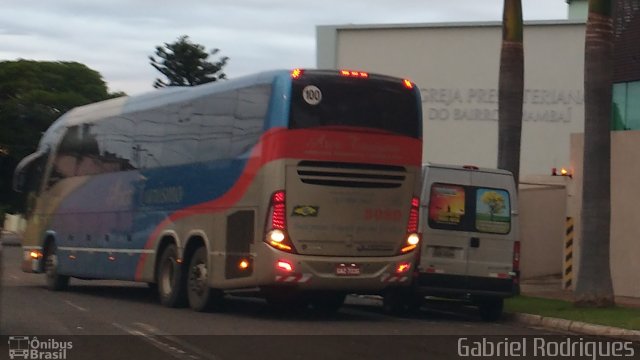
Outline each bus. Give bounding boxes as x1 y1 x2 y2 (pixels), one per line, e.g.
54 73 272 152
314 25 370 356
13 69 423 312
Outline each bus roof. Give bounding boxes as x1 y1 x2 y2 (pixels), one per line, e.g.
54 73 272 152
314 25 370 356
55 70 288 129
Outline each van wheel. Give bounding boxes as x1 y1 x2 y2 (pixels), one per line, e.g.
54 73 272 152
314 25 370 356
309 292 345 315
44 243 69 291
157 244 187 307
478 298 504 322
187 246 224 312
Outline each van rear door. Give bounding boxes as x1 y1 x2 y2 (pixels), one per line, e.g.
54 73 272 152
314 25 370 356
419 167 471 278
465 171 516 290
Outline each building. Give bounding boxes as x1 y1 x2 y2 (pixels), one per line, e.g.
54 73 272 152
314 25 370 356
568 0 640 298
317 0 640 298
317 19 585 178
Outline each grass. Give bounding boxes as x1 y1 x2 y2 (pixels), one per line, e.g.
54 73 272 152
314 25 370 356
505 295 640 330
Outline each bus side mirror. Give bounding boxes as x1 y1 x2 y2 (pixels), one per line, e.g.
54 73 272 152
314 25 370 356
13 150 47 193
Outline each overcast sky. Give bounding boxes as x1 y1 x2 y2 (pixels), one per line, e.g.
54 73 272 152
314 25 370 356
1 0 568 95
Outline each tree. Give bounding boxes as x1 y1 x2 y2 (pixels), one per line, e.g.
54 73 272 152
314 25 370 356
575 0 615 308
149 35 229 88
481 191 506 221
497 0 524 186
0 60 122 213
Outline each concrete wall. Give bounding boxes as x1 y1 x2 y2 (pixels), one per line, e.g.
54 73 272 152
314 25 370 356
2 214 26 234
519 184 567 279
569 131 640 298
317 21 586 178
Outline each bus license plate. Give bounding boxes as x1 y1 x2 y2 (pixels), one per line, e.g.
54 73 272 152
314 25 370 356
336 264 361 276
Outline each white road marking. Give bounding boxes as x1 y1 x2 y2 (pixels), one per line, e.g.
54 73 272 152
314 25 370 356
64 300 88 312
133 322 220 360
112 322 220 360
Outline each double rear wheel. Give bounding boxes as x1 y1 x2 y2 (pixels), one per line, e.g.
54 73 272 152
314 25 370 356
156 244 224 312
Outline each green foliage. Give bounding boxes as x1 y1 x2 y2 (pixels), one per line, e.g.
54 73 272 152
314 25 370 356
149 35 229 88
0 60 121 212
505 296 640 330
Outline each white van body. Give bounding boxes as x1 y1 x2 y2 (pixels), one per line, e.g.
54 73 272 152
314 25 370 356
415 163 520 320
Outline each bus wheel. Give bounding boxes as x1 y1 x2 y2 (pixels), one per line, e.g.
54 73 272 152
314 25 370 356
309 292 345 315
157 244 187 307
187 246 224 312
44 242 69 291
477 297 504 322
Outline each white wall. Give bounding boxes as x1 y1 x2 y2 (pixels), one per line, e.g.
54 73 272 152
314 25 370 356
519 184 567 279
318 21 586 178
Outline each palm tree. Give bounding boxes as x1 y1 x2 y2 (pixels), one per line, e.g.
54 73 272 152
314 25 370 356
575 0 615 308
497 0 524 186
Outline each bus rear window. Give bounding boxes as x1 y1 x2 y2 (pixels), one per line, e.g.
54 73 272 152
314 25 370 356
289 75 421 138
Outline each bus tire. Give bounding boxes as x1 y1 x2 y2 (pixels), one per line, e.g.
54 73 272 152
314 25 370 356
477 297 504 322
44 242 69 291
157 244 187 307
187 246 224 312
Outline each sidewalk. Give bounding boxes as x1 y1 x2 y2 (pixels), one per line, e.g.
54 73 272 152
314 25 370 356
514 275 640 339
520 274 640 309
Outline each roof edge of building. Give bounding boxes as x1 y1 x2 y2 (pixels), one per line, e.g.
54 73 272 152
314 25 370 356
317 19 585 31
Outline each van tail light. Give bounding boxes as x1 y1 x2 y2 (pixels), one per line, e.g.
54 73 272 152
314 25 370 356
400 197 421 253
512 240 521 284
264 190 296 253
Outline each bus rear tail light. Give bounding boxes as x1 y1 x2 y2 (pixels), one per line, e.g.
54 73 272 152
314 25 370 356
400 197 421 253
291 68 303 79
276 260 294 272
512 240 521 284
264 190 297 253
395 262 412 274
340 70 369 78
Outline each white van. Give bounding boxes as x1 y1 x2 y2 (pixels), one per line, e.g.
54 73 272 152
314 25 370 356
412 163 520 320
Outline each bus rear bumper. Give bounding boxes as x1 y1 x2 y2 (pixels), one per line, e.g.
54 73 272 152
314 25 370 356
258 249 418 293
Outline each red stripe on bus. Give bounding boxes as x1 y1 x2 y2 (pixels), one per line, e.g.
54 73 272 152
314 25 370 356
134 128 421 280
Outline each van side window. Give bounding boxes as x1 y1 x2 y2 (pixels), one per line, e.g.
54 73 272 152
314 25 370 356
475 188 511 234
428 183 466 230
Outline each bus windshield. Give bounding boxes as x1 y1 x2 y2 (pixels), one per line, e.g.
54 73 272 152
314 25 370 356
289 74 421 139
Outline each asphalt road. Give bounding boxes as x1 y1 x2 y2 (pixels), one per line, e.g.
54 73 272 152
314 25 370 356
0 245 588 360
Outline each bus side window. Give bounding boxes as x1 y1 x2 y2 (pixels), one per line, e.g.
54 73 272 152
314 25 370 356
162 103 200 167
196 91 234 162
231 84 271 156
48 126 82 189
132 109 166 169
91 116 136 173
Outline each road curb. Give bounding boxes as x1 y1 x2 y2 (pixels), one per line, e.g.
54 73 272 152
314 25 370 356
510 312 640 340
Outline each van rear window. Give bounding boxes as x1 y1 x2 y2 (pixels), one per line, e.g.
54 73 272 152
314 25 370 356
428 183 511 234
